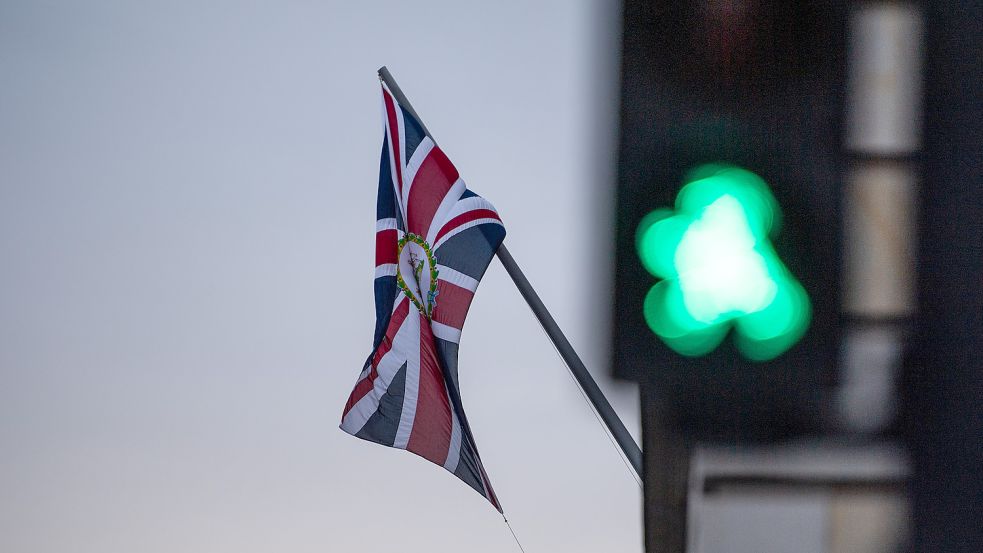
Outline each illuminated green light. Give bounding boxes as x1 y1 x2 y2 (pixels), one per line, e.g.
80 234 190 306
636 165 811 360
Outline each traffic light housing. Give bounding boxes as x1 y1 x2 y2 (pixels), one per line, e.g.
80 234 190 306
613 1 846 442
636 165 812 362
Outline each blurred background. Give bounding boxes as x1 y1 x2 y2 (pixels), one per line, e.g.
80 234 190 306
3 1 981 553
614 2 981 553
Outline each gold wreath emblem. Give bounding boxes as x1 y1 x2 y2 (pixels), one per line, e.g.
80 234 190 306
396 233 439 318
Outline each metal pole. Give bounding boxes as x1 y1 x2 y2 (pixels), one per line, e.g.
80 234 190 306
496 244 643 477
378 66 434 139
377 66 643 478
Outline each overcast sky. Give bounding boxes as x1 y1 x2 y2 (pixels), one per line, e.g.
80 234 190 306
0 2 642 552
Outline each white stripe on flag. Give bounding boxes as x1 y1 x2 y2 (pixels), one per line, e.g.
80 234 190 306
425 177 466 245
433 218 504 251
443 195 498 222
395 93 407 198
340 310 414 435
436 264 479 292
340 350 404 435
374 263 397 279
443 407 462 472
431 320 462 344
376 218 398 232
382 89 402 208
392 310 422 449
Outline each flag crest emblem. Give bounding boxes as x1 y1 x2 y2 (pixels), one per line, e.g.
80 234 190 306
340 79 506 512
397 233 439 318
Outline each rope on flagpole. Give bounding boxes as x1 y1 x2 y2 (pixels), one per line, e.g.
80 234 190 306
495 244 644 479
544 324 645 488
519 274 644 488
504 516 527 553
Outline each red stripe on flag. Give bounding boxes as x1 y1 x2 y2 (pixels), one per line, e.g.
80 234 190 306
434 209 500 244
375 228 397 267
431 280 475 331
407 314 453 465
479 463 502 512
342 297 410 417
382 88 403 193
406 146 459 237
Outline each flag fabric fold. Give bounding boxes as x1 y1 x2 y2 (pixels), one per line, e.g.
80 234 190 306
340 79 506 511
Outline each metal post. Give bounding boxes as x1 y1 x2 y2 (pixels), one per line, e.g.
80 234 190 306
378 66 434 139
496 244 643 478
377 66 643 479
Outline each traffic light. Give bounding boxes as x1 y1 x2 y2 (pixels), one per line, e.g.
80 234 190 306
636 165 811 362
613 1 846 442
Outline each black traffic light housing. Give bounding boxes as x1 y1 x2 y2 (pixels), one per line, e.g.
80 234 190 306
613 1 846 442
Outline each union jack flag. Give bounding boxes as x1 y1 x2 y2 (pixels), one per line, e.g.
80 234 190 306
340 79 506 511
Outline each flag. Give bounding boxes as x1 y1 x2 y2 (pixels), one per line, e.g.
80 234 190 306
340 79 506 511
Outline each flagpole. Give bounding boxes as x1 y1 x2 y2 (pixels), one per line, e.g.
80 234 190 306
378 66 433 138
494 244 644 478
376 66 643 479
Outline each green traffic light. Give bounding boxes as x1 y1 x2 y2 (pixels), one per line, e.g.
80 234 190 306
635 165 811 361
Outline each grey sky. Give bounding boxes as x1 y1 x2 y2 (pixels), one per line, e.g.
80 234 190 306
0 1 642 551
